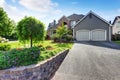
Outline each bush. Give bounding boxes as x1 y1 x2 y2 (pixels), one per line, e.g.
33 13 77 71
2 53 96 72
0 47 40 70
65 35 73 41
51 34 59 42
0 44 11 51
45 45 54 50
40 47 46 51
0 37 2 43
112 34 120 41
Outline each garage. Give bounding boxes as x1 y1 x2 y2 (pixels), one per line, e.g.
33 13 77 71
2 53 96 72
74 11 111 41
91 29 106 41
76 29 106 41
76 30 90 41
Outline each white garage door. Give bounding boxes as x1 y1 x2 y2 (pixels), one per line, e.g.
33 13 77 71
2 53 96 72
92 30 106 41
76 30 90 41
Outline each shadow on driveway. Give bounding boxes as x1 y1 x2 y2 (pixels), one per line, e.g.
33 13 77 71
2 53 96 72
75 41 120 50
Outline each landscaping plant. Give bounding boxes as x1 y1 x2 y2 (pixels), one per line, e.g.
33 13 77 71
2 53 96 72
0 47 40 70
16 16 45 47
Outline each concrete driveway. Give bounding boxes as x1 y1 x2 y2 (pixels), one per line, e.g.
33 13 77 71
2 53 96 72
52 42 120 80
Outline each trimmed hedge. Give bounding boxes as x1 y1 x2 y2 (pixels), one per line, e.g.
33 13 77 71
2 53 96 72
0 47 40 70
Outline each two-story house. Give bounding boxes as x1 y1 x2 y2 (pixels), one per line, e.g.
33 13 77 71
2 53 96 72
112 16 120 34
47 14 84 38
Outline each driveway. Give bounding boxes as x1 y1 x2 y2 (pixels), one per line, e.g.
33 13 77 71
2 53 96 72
52 42 120 80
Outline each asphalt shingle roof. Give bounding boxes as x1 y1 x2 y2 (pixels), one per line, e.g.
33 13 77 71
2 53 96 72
67 14 84 21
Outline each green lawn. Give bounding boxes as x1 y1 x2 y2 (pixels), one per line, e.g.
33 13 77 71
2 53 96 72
0 40 73 69
114 41 120 44
0 40 73 49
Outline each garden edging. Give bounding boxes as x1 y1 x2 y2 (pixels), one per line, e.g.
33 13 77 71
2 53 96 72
0 49 69 80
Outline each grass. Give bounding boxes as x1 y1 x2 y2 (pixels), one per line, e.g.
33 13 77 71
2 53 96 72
0 40 73 49
0 40 73 69
113 41 120 44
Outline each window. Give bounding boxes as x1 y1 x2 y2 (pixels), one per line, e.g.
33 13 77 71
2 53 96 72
63 22 68 27
116 21 120 28
118 21 120 23
53 30 56 34
118 31 120 34
71 21 76 28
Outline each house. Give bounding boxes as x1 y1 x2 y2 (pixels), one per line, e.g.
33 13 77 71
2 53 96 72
112 16 120 34
47 14 84 38
73 11 112 41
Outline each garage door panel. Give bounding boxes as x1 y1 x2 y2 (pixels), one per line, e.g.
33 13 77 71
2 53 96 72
76 30 90 41
92 30 106 41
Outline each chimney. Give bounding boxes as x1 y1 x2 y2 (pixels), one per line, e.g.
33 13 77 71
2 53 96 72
109 21 111 24
53 20 56 26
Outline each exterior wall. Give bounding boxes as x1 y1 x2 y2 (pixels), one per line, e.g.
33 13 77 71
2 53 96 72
47 26 57 38
47 16 71 38
58 16 71 28
0 50 69 80
74 14 111 41
113 19 120 34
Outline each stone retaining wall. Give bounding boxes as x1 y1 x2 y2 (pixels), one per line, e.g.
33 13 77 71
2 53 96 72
0 49 69 80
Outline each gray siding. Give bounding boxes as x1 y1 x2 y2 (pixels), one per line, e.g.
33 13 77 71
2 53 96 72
74 13 111 41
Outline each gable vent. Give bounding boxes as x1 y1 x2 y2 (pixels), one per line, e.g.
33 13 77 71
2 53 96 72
89 13 92 19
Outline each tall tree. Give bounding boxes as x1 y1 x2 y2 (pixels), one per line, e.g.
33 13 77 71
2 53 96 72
16 16 45 47
0 7 14 36
56 23 68 42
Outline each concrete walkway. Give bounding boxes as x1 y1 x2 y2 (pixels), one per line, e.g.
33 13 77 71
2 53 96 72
52 42 120 80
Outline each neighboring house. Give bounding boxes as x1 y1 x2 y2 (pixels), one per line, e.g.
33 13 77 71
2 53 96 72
73 11 112 41
112 16 120 34
47 14 84 38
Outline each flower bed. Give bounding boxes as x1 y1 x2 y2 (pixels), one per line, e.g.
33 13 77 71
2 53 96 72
0 47 40 70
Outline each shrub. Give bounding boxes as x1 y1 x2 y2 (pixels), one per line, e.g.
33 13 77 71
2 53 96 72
51 34 59 42
37 44 43 48
45 45 54 50
40 47 46 51
0 37 2 43
65 35 73 41
0 44 11 51
0 47 40 70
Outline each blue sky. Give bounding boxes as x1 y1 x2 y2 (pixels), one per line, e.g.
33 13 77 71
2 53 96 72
0 0 120 28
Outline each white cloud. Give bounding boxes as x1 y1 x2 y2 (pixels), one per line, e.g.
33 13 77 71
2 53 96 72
0 0 51 23
0 0 28 22
19 0 58 12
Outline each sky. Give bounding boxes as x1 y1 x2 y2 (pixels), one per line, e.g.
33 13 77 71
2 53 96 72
0 0 120 28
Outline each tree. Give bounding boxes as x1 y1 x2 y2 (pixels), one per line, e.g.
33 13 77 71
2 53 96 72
56 23 68 42
16 16 45 47
0 7 14 36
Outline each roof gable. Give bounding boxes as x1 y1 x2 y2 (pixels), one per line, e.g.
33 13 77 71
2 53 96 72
58 16 70 22
74 11 111 28
112 16 120 25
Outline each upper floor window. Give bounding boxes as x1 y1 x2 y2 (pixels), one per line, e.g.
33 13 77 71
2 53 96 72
118 21 120 23
116 21 120 28
118 31 120 34
63 22 68 27
71 21 76 28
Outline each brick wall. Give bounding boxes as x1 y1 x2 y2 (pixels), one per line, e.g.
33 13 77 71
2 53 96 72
0 50 69 80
